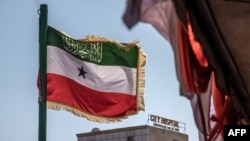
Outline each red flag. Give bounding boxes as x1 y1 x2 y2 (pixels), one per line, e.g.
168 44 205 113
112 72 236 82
123 0 212 137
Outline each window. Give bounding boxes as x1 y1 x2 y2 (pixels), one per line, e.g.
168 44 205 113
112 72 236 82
127 136 134 141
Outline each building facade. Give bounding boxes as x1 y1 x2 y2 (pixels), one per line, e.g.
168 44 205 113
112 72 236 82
76 125 188 141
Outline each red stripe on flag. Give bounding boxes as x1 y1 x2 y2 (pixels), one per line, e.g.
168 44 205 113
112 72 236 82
47 73 137 117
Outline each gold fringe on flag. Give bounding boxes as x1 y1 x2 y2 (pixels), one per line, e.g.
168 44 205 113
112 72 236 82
136 44 146 112
47 101 129 123
80 35 139 52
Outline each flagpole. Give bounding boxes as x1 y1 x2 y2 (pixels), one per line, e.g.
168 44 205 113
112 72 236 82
38 4 48 141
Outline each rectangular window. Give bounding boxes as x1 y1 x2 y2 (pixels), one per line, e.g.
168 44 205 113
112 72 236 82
127 136 134 141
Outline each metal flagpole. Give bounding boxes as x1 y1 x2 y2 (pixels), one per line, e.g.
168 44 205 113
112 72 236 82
38 4 48 141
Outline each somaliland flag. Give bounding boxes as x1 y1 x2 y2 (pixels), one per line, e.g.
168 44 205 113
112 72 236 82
42 26 146 122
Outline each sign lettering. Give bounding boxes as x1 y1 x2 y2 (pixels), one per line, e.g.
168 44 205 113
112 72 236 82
150 114 179 128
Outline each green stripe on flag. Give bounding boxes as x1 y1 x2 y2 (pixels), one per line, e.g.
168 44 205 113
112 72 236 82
47 26 138 68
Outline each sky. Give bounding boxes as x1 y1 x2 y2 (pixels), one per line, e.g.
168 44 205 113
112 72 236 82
0 0 198 141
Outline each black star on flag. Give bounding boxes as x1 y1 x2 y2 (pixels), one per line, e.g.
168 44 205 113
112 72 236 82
78 66 87 79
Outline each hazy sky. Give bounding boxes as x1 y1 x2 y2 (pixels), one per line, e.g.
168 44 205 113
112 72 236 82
0 0 198 141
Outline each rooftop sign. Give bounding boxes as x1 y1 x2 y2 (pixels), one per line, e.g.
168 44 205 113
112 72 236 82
150 114 179 128
148 114 186 133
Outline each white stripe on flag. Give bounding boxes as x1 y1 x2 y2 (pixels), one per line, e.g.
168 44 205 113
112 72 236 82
47 46 137 95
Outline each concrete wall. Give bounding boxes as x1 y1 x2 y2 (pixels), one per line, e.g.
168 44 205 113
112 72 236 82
148 126 188 141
